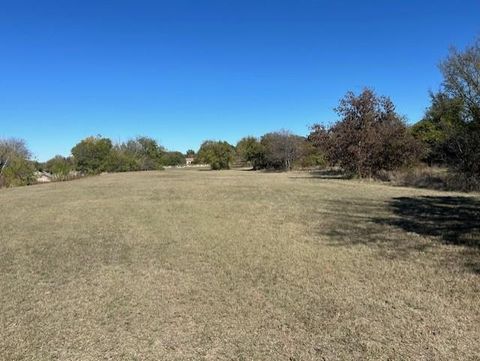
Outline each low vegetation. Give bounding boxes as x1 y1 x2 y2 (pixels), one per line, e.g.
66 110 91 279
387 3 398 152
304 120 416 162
0 169 478 360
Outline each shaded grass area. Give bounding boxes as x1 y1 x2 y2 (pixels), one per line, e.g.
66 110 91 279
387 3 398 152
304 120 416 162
384 196 480 247
290 168 353 180
1 169 479 360
319 192 480 274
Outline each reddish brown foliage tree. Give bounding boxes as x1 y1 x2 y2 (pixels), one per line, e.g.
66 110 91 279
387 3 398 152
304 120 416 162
309 89 424 177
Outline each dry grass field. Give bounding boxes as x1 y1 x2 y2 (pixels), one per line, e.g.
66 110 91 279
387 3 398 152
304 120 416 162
1 169 479 360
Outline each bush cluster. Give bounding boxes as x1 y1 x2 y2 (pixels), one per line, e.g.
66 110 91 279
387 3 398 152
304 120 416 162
70 136 187 174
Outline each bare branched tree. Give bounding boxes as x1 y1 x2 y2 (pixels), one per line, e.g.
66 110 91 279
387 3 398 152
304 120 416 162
440 38 480 123
261 130 305 170
0 138 34 187
0 138 31 174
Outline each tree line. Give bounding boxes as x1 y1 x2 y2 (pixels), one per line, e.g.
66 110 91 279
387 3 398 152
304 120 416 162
194 37 480 190
1 37 479 190
71 136 188 174
411 38 480 189
0 136 192 187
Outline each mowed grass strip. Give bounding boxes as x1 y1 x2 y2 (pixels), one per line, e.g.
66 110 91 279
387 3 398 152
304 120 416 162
0 169 479 360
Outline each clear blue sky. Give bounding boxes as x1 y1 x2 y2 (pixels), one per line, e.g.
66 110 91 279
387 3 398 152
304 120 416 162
1 0 479 161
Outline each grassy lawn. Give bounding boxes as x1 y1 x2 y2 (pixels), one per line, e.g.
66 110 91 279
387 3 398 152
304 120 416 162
1 169 479 360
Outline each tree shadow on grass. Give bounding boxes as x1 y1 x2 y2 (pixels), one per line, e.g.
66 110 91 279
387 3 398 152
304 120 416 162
376 196 480 274
321 196 480 274
381 196 480 248
291 169 353 180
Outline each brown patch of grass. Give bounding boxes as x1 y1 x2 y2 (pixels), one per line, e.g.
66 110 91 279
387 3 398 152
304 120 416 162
1 169 479 360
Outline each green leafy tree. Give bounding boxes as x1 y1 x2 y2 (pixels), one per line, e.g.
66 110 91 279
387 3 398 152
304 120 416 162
105 136 167 172
71 136 113 174
298 141 328 168
236 136 266 170
162 151 186 166
105 147 141 172
45 155 75 177
411 92 464 165
123 136 165 170
197 140 235 170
